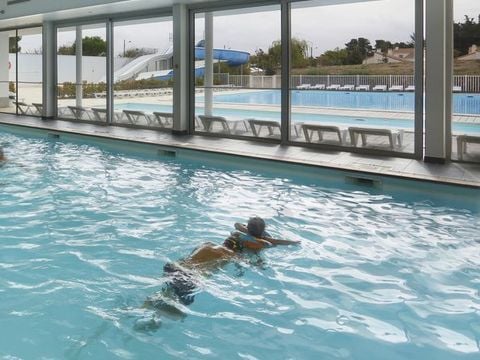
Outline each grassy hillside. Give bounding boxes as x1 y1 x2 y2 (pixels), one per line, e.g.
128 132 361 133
291 60 480 76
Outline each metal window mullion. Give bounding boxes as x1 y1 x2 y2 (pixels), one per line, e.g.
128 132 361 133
280 0 290 145
189 9 195 134
106 19 114 125
445 0 453 160
15 29 18 116
414 0 424 159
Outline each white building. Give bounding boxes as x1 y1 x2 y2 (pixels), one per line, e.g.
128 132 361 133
457 44 480 61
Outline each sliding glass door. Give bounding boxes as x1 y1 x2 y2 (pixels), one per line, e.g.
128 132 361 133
56 23 107 123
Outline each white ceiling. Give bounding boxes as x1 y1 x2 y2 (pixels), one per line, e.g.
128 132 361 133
0 0 377 29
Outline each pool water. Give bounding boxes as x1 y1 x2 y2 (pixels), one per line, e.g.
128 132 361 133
0 128 479 359
213 90 480 116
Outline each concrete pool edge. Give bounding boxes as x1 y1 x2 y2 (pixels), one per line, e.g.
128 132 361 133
0 116 479 189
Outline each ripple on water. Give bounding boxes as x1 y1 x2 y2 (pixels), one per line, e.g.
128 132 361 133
0 131 479 359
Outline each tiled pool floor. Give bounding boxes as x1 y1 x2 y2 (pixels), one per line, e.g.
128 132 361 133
1 114 479 187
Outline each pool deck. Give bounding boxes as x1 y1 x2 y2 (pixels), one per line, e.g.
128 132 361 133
1 114 479 188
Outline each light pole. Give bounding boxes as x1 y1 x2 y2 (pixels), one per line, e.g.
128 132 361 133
307 41 314 59
123 40 132 57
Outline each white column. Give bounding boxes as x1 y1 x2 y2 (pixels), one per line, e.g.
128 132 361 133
75 26 83 108
172 3 189 134
204 12 213 116
424 0 453 162
0 32 10 108
42 22 55 118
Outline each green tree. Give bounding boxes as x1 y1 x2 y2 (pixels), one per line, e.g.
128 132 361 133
345 37 373 65
250 38 309 74
57 36 107 56
318 48 348 66
9 36 21 53
454 15 480 56
374 39 393 54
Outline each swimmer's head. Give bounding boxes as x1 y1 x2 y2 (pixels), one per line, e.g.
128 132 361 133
0 148 4 160
247 217 265 237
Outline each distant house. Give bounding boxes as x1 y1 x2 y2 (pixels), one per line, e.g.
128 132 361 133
457 45 480 61
363 47 415 65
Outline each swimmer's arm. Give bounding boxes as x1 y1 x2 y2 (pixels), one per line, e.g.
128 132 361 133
234 222 298 246
262 237 300 246
234 223 248 233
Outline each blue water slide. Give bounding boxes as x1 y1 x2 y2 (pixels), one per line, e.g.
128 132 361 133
194 47 250 66
136 47 249 81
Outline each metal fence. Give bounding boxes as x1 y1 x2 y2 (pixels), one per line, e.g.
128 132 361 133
212 74 480 93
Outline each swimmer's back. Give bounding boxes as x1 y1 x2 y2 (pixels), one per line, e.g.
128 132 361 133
181 243 235 269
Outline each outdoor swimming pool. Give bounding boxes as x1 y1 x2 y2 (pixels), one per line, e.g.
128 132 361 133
1 126 478 359
213 90 480 115
115 103 480 134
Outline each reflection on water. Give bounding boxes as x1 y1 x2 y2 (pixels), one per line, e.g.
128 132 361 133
0 131 479 359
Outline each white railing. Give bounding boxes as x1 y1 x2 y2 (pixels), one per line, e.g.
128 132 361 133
212 74 480 93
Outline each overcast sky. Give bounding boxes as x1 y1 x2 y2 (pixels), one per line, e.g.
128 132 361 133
17 0 480 57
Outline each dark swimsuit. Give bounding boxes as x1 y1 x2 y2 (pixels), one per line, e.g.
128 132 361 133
163 262 197 305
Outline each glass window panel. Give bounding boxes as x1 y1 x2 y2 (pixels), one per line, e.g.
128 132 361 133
194 6 281 139
0 30 18 115
57 24 107 123
290 0 416 154
112 17 173 130
452 0 480 162
17 27 43 117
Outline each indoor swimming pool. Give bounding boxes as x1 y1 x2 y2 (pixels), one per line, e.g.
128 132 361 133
0 126 479 359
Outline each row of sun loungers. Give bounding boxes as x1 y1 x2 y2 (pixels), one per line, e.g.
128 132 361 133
295 84 414 92
93 88 173 99
59 107 403 150
296 84 464 92
56 107 476 156
195 115 404 150
60 106 174 129
13 101 43 116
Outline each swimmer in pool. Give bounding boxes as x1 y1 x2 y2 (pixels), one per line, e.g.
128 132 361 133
140 217 299 326
0 147 6 163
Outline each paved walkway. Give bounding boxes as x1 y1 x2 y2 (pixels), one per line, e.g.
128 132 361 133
0 114 479 188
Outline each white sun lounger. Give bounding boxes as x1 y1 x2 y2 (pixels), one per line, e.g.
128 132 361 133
91 108 108 122
32 103 43 116
152 112 173 128
296 84 311 90
68 106 93 121
90 108 124 122
326 84 341 90
405 85 415 92
457 135 480 160
389 85 404 91
349 127 404 150
248 119 281 138
311 84 326 90
123 110 154 125
356 85 370 91
302 124 348 145
373 85 387 91
247 119 303 139
13 101 32 115
199 115 248 134
339 84 355 91
453 86 462 92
